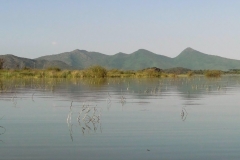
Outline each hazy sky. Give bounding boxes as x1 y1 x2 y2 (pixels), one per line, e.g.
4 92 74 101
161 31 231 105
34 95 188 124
1 0 240 59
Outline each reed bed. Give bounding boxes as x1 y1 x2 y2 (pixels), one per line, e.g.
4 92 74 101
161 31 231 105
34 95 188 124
0 65 233 79
0 66 163 79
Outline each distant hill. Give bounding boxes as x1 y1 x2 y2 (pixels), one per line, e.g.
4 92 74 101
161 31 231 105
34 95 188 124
107 49 174 70
36 48 240 71
36 49 174 70
0 54 72 69
174 48 240 70
1 47 240 71
36 49 109 69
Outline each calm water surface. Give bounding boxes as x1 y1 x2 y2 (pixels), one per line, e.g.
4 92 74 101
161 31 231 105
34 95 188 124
1 76 240 160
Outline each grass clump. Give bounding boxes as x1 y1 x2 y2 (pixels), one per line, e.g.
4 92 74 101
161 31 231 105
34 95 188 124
169 73 178 78
56 70 72 78
107 69 124 77
46 67 61 72
205 70 222 78
187 71 194 77
107 69 135 78
84 66 107 78
136 67 161 77
71 70 84 78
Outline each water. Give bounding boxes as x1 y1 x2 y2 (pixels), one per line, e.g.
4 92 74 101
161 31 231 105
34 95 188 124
1 76 240 160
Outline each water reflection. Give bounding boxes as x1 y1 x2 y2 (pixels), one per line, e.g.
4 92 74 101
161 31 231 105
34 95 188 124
0 76 239 101
83 78 107 87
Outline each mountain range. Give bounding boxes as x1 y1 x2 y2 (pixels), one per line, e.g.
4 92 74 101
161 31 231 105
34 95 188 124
1 47 240 71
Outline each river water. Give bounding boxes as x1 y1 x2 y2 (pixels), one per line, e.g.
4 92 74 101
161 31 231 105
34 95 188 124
1 76 240 160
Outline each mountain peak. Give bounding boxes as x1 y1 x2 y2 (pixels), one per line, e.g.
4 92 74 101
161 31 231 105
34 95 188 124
115 52 127 55
175 47 204 60
182 47 195 52
133 49 154 55
137 49 151 52
178 47 201 56
72 49 88 53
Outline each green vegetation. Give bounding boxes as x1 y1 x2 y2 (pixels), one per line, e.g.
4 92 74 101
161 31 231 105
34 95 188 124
0 66 161 79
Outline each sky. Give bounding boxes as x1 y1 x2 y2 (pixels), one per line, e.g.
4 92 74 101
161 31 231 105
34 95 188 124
1 0 240 59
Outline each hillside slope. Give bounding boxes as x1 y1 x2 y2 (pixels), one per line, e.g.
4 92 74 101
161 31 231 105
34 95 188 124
107 49 174 70
174 48 240 70
36 49 175 70
0 54 72 69
36 49 109 69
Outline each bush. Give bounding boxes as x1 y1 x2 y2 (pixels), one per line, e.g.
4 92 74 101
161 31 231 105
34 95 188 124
57 70 71 78
136 69 161 77
85 66 107 78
